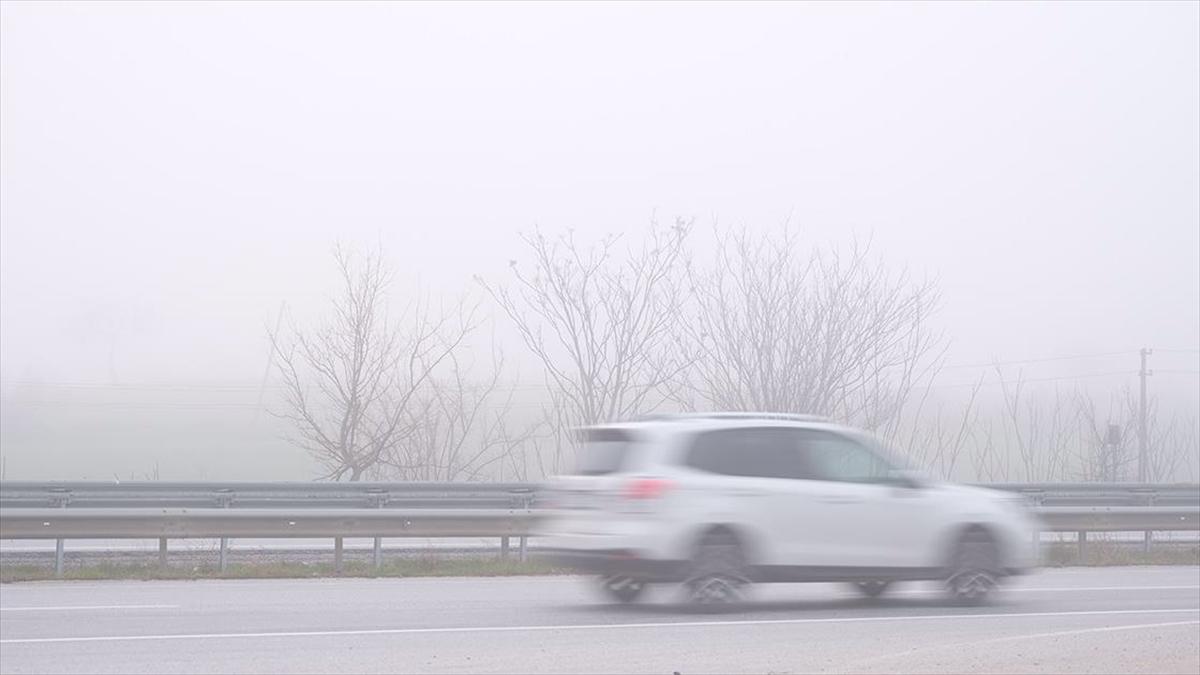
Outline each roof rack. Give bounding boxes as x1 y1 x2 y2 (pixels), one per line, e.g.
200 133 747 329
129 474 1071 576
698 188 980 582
635 412 831 423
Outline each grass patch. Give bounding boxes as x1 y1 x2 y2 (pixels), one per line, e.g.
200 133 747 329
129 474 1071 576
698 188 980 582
1041 542 1200 567
4 544 1196 583
0 556 568 583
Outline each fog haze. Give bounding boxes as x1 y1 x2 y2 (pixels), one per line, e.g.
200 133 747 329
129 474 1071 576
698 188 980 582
2 1 1197 479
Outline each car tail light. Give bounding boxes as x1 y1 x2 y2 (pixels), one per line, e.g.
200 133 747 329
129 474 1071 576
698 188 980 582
623 477 673 500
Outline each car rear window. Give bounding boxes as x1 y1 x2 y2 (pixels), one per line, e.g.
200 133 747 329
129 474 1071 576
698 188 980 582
575 428 636 475
685 427 809 479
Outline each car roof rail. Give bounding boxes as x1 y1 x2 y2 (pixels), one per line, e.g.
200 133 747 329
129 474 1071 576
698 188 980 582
633 412 832 423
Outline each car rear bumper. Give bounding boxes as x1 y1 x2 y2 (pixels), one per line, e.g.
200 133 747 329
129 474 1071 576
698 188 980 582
539 548 685 582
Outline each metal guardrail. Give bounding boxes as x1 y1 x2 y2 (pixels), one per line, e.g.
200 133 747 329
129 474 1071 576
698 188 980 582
1037 506 1199 532
0 481 539 575
0 481 537 510
1 481 1197 576
0 508 540 539
980 482 1200 507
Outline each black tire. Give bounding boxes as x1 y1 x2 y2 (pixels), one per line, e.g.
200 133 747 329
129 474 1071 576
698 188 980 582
598 575 647 603
945 529 1001 606
853 580 891 598
684 529 749 608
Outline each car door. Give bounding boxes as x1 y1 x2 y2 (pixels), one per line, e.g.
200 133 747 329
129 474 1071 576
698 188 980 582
682 427 813 566
793 430 941 569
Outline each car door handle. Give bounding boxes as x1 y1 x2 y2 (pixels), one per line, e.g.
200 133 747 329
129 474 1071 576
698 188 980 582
818 496 861 504
729 489 766 497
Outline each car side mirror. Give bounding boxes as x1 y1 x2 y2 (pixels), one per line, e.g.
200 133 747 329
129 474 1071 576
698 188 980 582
887 469 925 490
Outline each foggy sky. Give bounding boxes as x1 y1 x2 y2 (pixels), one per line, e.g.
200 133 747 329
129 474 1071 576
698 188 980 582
1 2 1197 479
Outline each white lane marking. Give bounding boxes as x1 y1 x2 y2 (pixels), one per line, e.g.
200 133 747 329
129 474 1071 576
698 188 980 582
894 585 1200 594
958 619 1200 644
0 605 178 613
1011 585 1200 592
831 620 1200 672
2 607 1197 645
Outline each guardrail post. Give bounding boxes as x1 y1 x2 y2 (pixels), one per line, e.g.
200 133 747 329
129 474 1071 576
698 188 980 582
158 537 168 568
369 489 386 572
51 488 70 578
500 536 510 560
216 489 233 573
1077 530 1087 563
517 490 531 562
334 536 344 575
1029 491 1043 560
1143 490 1156 554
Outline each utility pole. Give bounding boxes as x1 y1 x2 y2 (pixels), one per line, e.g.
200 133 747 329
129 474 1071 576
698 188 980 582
1138 348 1153 482
1138 348 1154 554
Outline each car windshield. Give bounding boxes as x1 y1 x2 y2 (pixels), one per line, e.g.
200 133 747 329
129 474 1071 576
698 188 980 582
856 433 923 477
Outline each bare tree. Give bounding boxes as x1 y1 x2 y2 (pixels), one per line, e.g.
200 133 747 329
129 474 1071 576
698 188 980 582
478 220 693 427
678 227 943 433
378 347 539 481
969 418 1011 482
1158 414 1199 482
270 245 477 481
1115 389 1199 483
893 377 985 480
1072 388 1198 483
1072 390 1135 482
525 388 576 478
1143 404 1198 483
994 371 1077 482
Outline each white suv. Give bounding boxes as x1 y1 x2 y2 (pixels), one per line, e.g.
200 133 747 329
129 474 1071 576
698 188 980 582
540 413 1039 606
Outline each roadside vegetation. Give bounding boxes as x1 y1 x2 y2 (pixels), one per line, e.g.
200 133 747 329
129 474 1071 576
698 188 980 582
3 545 1195 583
0 556 566 583
1041 541 1199 568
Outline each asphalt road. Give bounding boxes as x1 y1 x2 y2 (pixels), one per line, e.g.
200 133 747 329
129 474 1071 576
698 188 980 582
1 566 1197 674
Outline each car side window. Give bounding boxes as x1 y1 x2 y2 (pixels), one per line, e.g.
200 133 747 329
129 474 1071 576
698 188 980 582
686 427 808 480
795 430 893 484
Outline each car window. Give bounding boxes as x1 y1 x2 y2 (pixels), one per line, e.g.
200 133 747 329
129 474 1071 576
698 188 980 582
795 430 893 484
575 428 636 475
685 427 808 479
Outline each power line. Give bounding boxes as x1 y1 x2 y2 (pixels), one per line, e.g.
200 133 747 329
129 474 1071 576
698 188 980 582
0 353 1138 390
3 401 265 409
929 370 1134 389
0 381 280 391
0 349 1180 394
940 350 1135 370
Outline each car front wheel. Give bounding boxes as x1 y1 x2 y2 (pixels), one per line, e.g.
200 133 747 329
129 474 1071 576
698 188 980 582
945 530 1001 606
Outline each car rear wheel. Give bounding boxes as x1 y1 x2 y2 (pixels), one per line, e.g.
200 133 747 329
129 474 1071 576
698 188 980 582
684 529 749 608
598 575 647 603
853 580 891 598
945 530 1001 606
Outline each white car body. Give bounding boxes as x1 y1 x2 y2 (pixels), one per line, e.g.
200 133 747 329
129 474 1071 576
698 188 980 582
540 414 1039 588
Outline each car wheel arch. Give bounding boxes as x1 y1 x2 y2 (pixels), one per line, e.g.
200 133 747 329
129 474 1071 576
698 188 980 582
942 522 1004 571
688 523 760 564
